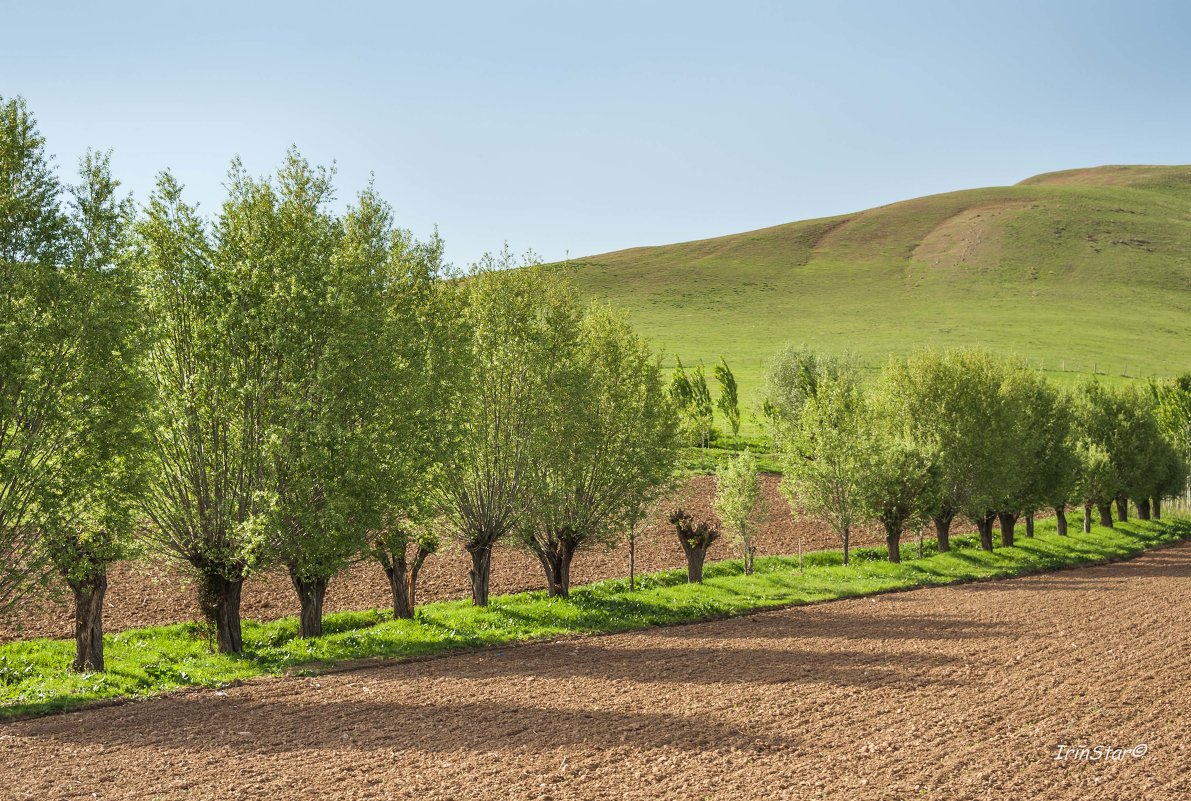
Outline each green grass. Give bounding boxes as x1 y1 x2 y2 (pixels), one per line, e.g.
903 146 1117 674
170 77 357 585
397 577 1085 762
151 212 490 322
562 165 1191 435
2 515 1188 720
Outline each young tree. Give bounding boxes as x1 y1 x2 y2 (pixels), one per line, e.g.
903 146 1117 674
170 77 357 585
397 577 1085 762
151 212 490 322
135 172 268 655
518 303 681 597
669 508 720 582
761 344 852 446
437 260 563 606
780 372 871 565
714 358 741 449
713 451 767 574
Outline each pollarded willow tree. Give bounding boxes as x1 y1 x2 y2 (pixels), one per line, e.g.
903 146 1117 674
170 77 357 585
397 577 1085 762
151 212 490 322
135 171 269 655
883 350 1020 552
860 385 938 564
357 200 460 621
518 302 681 596
216 153 391 639
1 96 147 671
437 259 563 606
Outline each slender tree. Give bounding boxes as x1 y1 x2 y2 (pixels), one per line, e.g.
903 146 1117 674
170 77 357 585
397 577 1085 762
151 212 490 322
780 371 870 565
713 451 766 574
714 358 741 449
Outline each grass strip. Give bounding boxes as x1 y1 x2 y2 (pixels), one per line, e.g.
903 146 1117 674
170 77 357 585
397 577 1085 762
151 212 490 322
2 516 1188 720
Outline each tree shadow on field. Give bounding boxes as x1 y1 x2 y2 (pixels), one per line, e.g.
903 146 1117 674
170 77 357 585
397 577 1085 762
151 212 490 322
647 609 1008 643
27 696 792 756
409 642 963 690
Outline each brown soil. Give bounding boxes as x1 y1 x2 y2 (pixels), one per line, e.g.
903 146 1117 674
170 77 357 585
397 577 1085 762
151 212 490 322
1 475 901 642
3 541 1187 800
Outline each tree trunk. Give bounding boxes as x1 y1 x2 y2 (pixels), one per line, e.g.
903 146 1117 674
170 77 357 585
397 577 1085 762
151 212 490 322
998 512 1017 548
932 510 954 553
684 545 707 582
842 525 851 566
1153 497 1162 520
629 524 637 591
742 543 757 575
1135 498 1152 520
1083 503 1092 533
977 513 995 552
1115 495 1128 523
1055 506 1068 536
198 572 244 655
290 573 328 639
386 562 412 619
467 544 493 606
884 526 902 564
69 571 107 672
1025 513 1035 537
1098 503 1114 528
537 540 576 598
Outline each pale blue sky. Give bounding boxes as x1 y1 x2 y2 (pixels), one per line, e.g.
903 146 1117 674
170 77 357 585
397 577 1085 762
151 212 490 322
5 0 1190 266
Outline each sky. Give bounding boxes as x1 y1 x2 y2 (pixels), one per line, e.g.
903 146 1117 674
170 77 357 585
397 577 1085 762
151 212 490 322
5 0 1191 267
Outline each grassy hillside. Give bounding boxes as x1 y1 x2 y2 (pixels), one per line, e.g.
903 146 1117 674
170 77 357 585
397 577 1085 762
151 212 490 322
564 165 1191 430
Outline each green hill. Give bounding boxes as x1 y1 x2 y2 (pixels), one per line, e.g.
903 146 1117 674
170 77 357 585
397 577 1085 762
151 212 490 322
565 165 1191 430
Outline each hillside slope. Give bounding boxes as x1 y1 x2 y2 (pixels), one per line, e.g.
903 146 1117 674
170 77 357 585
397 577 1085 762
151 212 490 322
565 165 1191 419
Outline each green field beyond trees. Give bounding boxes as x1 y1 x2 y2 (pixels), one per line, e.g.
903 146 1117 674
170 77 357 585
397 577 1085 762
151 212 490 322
1 516 1187 720
565 166 1191 429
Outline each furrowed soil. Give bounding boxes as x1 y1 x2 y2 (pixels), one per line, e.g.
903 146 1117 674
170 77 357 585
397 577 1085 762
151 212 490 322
4 541 1188 800
1 475 904 642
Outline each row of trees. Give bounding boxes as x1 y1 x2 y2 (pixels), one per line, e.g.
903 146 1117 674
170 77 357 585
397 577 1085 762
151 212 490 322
765 346 1191 565
0 96 681 670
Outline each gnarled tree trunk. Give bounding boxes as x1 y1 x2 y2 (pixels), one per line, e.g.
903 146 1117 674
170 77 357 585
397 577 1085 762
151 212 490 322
536 539 576 598
1098 503 1114 528
1024 512 1035 537
1135 498 1151 520
1054 506 1068 536
933 509 954 553
384 544 432 620
290 572 328 639
997 512 1017 548
69 571 108 672
198 572 244 655
1115 495 1128 523
976 512 996 552
467 544 493 606
882 515 904 564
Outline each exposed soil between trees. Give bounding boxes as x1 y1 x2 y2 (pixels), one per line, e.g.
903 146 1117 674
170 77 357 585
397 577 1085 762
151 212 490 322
1 476 908 642
3 541 1188 800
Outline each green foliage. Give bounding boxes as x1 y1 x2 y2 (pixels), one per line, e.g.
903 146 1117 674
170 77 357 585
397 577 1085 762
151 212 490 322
3 516 1187 720
518 301 681 594
712 451 766 573
779 370 871 564
0 98 146 620
714 358 740 445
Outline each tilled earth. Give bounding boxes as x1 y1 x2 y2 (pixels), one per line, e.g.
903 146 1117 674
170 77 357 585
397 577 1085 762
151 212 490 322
1 475 901 642
3 541 1187 800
